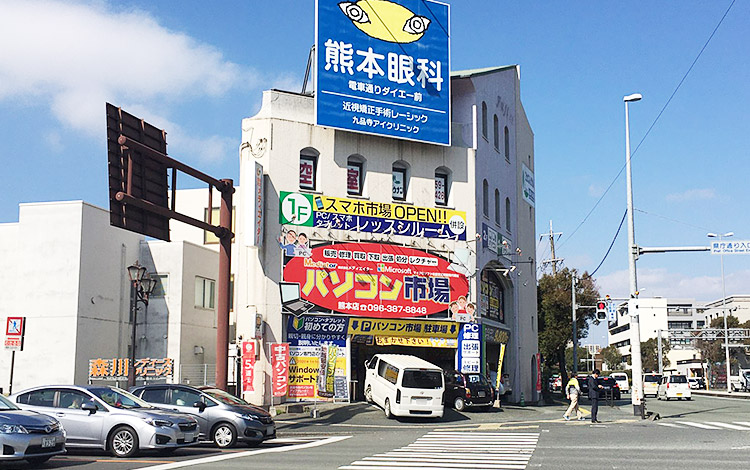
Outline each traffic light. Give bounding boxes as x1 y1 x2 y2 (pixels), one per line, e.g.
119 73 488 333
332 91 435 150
596 300 607 320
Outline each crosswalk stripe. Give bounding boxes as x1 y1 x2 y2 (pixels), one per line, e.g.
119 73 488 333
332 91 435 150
734 422 750 427
705 422 750 430
675 421 722 429
340 431 539 470
657 422 684 428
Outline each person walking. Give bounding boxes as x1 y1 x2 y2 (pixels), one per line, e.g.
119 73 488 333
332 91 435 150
588 369 604 423
563 372 583 421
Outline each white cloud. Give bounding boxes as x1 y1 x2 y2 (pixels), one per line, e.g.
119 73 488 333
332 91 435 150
596 267 750 303
665 188 717 203
0 0 257 161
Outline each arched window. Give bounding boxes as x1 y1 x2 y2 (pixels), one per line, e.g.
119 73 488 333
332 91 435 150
481 268 504 322
299 147 318 190
392 161 409 201
481 102 488 139
505 197 511 232
482 179 489 217
435 167 451 206
347 155 365 196
504 126 510 161
493 115 499 150
494 189 500 224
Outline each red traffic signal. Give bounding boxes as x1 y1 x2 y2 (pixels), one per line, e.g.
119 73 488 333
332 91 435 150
596 301 607 320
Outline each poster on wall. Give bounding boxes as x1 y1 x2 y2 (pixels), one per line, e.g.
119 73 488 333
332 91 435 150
315 0 451 146
280 191 467 240
480 269 504 322
283 242 469 317
287 315 348 347
288 344 348 400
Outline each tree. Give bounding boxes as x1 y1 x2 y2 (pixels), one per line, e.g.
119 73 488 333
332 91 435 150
600 345 623 371
696 315 746 367
538 268 600 388
641 337 670 373
565 346 587 373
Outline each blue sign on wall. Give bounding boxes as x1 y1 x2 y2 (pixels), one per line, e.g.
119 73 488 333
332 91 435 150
457 323 482 374
287 315 349 347
316 0 451 146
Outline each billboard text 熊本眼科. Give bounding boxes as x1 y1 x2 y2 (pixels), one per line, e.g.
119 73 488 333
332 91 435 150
315 0 451 145
283 242 469 318
280 191 467 240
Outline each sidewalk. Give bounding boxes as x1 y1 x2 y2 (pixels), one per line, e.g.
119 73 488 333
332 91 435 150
693 389 750 399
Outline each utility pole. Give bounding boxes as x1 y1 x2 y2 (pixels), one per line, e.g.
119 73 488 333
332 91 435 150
572 275 578 375
539 220 564 273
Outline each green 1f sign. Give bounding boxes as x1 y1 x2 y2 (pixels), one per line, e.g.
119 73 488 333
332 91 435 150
280 192 314 226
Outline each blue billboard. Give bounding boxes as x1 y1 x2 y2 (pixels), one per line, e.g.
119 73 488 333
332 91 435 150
315 0 451 146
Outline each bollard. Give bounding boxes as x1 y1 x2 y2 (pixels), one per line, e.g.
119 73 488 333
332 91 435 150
520 392 525 407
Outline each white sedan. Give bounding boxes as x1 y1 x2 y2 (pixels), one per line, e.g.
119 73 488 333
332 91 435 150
657 375 692 401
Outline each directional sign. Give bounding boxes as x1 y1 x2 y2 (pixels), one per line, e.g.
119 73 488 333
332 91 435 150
607 301 617 323
711 240 750 255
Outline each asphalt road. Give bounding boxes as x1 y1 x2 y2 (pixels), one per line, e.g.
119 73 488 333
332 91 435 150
8 395 750 470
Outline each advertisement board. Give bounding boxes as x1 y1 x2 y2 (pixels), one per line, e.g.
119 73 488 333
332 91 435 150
482 223 512 257
243 162 264 247
89 358 173 380
283 242 469 317
315 0 451 145
287 315 348 347
242 341 256 392
288 344 348 400
271 343 290 397
280 191 467 240
348 317 458 337
457 323 482 374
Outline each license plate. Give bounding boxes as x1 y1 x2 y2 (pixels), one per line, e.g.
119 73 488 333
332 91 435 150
41 437 55 448
184 433 194 442
676 393 682 397
478 391 486 397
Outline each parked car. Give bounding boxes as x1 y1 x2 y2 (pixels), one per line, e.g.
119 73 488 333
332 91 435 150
364 354 444 419
610 372 630 393
547 375 562 393
657 374 692 401
0 393 66 465
131 384 276 448
643 373 662 398
11 385 198 457
688 377 705 390
577 375 621 400
444 371 495 411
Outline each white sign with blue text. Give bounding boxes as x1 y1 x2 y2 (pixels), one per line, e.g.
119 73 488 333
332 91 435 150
710 240 750 255
457 323 482 374
315 0 451 145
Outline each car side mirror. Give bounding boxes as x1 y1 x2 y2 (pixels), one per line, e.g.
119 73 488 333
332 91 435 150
82 402 97 414
194 401 206 412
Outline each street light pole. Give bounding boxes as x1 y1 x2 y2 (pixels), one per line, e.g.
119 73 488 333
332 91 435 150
624 92 645 418
572 275 578 376
126 261 156 388
708 231 734 393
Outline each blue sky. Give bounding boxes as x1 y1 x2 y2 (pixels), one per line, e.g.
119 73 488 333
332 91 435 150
1 1 747 344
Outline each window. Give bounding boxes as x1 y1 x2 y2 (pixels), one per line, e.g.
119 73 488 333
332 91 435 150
141 388 168 404
378 360 399 385
392 162 408 201
58 390 91 409
170 388 202 407
20 389 55 407
504 126 510 161
481 102 488 138
435 170 449 206
151 274 168 298
204 206 236 244
482 180 489 217
299 149 318 190
195 277 215 309
505 197 511 231
494 189 500 224
346 156 364 196
493 115 499 149
402 370 442 389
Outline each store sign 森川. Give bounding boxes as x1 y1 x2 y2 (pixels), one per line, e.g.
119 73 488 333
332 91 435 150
315 0 451 145
280 191 467 240
283 243 469 317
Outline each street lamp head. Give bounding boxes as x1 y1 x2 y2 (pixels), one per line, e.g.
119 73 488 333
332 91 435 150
708 232 734 238
623 93 642 102
724 232 734 237
127 262 147 282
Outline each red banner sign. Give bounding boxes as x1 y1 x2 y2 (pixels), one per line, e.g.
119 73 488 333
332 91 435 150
271 343 290 397
242 341 256 392
283 243 469 318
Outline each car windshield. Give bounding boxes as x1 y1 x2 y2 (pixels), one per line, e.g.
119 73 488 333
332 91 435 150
402 370 442 389
201 389 248 406
89 387 152 409
0 394 19 410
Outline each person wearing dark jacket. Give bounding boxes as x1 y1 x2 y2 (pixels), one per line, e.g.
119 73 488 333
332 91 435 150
588 369 604 423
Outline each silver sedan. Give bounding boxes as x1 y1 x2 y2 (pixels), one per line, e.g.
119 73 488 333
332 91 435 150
0 393 66 465
11 385 198 458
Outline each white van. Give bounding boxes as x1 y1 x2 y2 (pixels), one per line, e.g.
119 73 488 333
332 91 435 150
364 354 444 419
610 372 630 393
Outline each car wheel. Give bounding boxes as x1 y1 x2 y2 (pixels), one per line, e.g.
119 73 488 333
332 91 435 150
109 425 139 458
384 398 393 419
686 397 692 401
25 456 52 465
213 423 238 448
657 394 661 400
454 396 466 412
665 396 670 401
365 386 373 403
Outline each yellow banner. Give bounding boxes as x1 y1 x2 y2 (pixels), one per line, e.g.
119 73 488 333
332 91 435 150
376 336 458 348
316 194 465 225
497 343 506 390
348 317 459 338
288 349 347 400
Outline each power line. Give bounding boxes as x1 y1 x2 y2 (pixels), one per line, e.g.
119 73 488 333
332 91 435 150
589 210 627 277
634 208 714 233
557 0 736 249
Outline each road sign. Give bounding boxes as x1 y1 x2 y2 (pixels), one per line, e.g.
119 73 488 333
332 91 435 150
607 301 616 322
710 240 750 255
5 317 25 351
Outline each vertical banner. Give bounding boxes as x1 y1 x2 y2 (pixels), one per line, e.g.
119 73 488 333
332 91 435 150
243 162 264 247
271 343 290 397
241 341 256 392
457 323 482 373
536 354 542 393
496 343 506 390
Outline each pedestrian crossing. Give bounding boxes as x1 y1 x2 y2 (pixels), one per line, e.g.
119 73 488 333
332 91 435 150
658 420 750 431
339 430 540 470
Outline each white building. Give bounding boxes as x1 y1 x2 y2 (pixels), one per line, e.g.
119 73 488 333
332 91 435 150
703 295 750 324
0 201 219 393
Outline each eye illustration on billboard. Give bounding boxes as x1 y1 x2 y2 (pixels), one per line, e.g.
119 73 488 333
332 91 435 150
282 242 468 318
